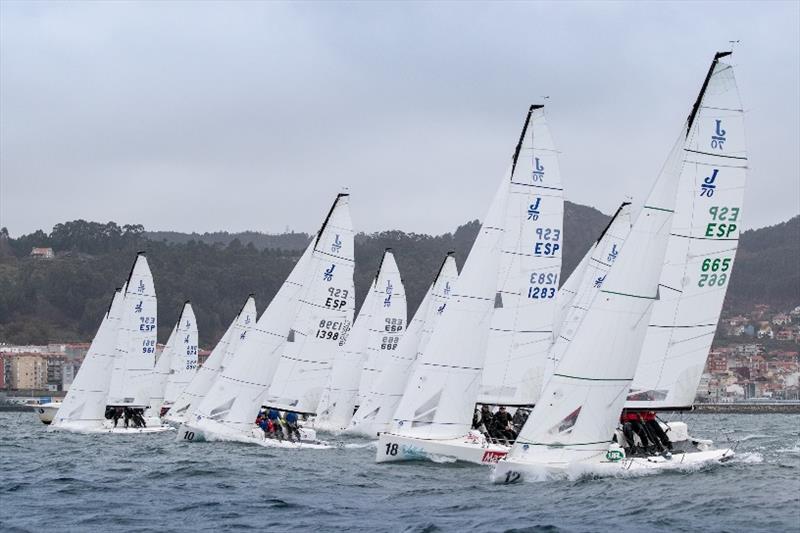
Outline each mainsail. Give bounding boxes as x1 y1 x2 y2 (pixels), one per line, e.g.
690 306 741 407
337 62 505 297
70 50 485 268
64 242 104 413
265 193 356 414
166 295 255 424
628 52 747 410
348 253 458 437
357 250 408 405
315 278 377 431
479 105 565 406
107 253 158 407
51 286 125 430
162 302 198 409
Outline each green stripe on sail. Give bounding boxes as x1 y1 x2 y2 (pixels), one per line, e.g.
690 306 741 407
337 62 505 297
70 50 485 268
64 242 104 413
643 205 675 213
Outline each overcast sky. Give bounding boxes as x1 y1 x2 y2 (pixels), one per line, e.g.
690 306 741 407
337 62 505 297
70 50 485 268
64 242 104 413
2 1 798 237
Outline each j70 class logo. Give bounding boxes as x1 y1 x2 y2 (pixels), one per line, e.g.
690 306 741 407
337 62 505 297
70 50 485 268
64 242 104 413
607 243 619 263
443 281 451 297
331 234 342 253
184 334 190 344
134 300 143 313
437 303 447 315
323 264 336 281
137 280 145 293
701 168 719 197
711 120 726 149
527 197 542 221
532 157 545 182
593 275 606 288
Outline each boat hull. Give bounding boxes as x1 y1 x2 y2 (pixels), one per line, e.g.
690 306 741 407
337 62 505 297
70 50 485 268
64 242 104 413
33 402 61 425
178 420 321 448
491 447 735 483
376 431 509 465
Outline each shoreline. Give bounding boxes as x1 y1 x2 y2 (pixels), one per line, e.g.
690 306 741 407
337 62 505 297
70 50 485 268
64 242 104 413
686 403 800 414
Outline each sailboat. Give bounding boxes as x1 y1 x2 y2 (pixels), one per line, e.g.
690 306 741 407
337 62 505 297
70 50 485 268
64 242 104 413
316 249 407 432
347 252 458 438
376 105 564 464
147 301 198 420
50 286 126 432
492 52 741 482
163 295 256 427
179 239 314 444
181 193 354 448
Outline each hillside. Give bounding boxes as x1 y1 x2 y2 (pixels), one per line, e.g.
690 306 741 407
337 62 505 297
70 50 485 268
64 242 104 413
0 208 797 348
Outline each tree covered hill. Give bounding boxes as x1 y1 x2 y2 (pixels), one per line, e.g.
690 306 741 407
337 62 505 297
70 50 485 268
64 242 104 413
0 208 797 347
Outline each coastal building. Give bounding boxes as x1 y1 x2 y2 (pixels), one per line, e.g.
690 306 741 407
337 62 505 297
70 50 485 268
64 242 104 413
9 354 48 390
30 247 54 259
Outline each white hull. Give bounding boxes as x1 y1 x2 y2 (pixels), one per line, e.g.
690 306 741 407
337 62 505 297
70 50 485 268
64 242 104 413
491 447 735 483
178 420 324 448
33 402 62 425
376 431 509 465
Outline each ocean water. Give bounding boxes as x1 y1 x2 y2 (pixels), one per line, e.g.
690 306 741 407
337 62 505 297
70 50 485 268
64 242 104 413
1 412 798 532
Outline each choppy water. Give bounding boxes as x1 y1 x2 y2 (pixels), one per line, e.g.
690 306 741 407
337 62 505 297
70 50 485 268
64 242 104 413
1 412 798 532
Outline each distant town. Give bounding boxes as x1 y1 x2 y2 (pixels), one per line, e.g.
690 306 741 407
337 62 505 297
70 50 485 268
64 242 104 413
2 301 798 405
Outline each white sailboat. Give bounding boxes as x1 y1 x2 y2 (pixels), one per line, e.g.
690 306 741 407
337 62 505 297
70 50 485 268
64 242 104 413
377 105 564 465
105 252 172 433
49 286 126 432
348 253 458 438
492 52 740 482
182 193 355 448
164 295 256 427
179 240 313 443
259 194 356 435
479 104 565 409
147 302 198 419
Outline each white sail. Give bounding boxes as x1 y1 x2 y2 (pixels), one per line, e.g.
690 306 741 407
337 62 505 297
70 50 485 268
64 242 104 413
314 279 376 431
542 202 633 386
552 247 592 342
349 253 458 437
357 250 408 404
190 238 314 436
166 296 255 423
107 253 158 407
51 287 125 429
145 320 179 419
162 302 198 407
479 105 565 406
390 174 508 440
265 193 356 414
628 52 747 410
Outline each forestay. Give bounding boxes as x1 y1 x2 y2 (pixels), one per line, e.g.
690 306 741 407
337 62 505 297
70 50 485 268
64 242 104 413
390 175 508 440
107 253 158 407
266 193 356 414
542 202 633 387
348 253 458 437
51 287 125 429
190 239 313 436
166 296 255 424
479 105 565 406
628 52 747 410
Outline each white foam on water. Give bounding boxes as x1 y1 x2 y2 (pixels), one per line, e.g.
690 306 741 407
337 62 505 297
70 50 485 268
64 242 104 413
732 452 764 464
428 453 457 464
